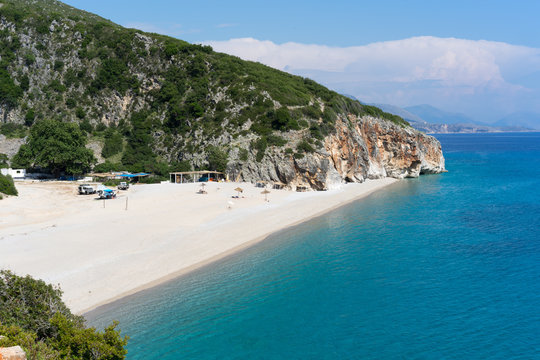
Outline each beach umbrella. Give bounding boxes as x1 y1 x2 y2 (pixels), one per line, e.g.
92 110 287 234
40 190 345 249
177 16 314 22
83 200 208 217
234 187 243 197
261 189 270 201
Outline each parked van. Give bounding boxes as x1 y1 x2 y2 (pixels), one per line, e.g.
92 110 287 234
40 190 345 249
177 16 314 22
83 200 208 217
78 184 96 195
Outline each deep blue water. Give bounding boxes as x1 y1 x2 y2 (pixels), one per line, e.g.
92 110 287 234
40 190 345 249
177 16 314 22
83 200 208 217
87 132 540 359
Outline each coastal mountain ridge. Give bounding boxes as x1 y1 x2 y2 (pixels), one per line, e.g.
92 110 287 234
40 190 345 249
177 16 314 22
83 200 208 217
404 104 478 125
0 0 445 188
374 103 538 133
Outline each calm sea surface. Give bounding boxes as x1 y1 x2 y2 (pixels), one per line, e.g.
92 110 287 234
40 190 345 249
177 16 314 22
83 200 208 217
87 133 540 359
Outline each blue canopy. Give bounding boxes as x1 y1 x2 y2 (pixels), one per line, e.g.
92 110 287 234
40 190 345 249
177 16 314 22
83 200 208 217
118 173 150 178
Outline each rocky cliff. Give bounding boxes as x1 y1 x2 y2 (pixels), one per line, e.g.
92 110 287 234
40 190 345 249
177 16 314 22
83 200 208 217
235 115 445 190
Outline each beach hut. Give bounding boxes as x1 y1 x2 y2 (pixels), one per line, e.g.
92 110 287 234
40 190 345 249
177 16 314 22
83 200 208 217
272 181 286 190
296 185 309 192
255 181 267 188
170 171 225 184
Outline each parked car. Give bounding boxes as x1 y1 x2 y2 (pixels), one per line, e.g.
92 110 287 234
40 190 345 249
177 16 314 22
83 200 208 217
117 182 129 190
78 184 96 195
98 189 116 199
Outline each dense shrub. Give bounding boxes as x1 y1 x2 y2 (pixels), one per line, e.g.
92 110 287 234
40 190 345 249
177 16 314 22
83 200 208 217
24 108 35 126
252 137 267 162
0 173 17 195
296 139 315 153
0 123 26 138
75 107 86 119
0 68 22 108
0 270 128 359
90 58 138 94
121 111 155 168
79 119 93 133
239 148 249 161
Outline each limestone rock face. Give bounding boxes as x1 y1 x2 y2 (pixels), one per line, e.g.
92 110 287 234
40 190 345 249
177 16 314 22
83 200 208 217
0 346 27 360
0 135 25 161
234 115 445 190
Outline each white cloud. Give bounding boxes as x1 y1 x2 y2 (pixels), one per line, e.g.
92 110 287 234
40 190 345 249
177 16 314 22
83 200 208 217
206 36 540 120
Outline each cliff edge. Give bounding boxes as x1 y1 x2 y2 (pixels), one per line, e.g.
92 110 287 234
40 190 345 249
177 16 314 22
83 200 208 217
237 115 445 190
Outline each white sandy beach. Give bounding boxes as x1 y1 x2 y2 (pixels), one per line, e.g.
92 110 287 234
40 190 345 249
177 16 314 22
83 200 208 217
0 178 397 314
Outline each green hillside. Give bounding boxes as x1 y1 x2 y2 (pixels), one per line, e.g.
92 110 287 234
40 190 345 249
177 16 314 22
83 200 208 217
0 0 408 177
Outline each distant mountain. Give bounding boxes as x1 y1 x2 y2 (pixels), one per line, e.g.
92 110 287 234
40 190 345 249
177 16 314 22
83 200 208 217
494 112 540 130
405 121 532 134
404 104 480 125
371 103 534 133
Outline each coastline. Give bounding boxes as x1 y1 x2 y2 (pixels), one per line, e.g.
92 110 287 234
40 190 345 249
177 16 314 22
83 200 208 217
0 178 397 315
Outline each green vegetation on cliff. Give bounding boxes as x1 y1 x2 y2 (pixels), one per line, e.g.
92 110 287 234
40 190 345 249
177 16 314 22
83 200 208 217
0 269 128 359
0 0 409 177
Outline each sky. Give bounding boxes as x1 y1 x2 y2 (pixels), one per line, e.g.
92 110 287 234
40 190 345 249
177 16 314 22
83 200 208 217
62 0 540 125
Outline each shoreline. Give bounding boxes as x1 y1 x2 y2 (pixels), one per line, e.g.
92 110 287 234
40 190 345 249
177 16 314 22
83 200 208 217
81 178 397 316
0 178 397 315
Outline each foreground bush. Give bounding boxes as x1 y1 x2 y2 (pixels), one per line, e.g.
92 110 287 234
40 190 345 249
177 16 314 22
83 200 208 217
0 270 128 359
0 173 17 196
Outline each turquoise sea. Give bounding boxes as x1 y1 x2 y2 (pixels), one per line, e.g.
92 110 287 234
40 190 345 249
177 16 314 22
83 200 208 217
87 132 540 359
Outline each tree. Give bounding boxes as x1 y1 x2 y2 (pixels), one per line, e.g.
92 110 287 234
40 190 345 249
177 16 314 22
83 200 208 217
121 111 155 170
0 270 128 359
11 119 95 176
101 129 123 158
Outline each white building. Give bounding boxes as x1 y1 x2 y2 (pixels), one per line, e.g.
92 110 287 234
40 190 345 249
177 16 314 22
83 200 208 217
1 168 26 180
